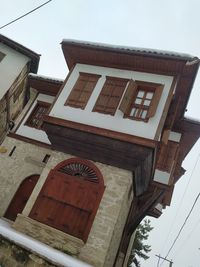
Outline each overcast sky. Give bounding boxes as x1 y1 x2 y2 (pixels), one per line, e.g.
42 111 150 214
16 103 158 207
1 1 200 266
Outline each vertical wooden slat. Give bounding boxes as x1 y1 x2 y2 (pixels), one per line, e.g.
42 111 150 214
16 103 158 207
65 73 100 109
29 165 105 242
93 77 128 115
119 80 138 114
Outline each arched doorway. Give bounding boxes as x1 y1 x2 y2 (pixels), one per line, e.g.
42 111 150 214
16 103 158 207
4 174 40 221
29 158 105 242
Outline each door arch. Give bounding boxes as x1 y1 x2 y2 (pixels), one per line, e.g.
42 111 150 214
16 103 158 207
4 174 40 221
29 158 105 242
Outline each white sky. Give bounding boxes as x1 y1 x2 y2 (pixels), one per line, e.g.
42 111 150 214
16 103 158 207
1 1 200 266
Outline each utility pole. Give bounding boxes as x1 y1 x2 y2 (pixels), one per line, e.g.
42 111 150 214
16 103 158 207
155 254 173 267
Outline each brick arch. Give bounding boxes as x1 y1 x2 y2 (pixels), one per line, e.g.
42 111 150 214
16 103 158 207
4 174 40 221
29 158 105 242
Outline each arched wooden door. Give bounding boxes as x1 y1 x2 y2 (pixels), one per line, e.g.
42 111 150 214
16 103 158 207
4 174 39 221
29 158 105 242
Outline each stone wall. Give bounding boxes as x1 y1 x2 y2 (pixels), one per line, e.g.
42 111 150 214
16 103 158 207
0 137 133 267
0 137 51 216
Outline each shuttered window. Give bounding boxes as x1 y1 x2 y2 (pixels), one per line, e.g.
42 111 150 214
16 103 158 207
0 51 5 62
25 101 50 129
29 158 105 242
93 77 129 115
65 72 101 109
119 80 163 121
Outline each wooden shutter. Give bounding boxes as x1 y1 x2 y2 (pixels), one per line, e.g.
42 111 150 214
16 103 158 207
147 85 163 118
93 77 128 115
119 80 137 114
157 141 178 172
65 73 100 109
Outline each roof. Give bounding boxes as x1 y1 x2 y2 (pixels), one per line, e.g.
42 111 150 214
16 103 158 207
62 39 196 61
28 73 63 96
29 73 64 84
0 34 40 73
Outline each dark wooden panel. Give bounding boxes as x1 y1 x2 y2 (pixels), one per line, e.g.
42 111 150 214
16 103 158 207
4 175 39 221
43 121 154 196
30 169 105 242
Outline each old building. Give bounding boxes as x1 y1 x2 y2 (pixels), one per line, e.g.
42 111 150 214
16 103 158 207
0 39 200 267
0 34 40 143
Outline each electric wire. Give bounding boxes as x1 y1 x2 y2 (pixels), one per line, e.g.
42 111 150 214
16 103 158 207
0 0 53 30
160 153 200 253
158 152 200 266
159 191 200 266
171 216 200 257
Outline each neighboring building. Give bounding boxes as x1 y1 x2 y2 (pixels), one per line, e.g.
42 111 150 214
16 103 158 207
0 34 40 142
0 39 200 267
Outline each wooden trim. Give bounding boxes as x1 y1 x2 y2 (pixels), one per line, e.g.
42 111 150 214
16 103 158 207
8 133 51 149
43 115 157 148
155 76 178 140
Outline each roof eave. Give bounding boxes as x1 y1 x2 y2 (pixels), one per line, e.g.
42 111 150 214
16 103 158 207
0 34 40 73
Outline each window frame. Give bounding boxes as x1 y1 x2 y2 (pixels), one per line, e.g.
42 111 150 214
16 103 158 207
119 80 163 122
64 72 101 109
93 76 129 116
25 100 51 129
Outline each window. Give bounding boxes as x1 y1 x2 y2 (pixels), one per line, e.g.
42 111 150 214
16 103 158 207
93 76 129 115
25 101 50 129
0 51 5 62
29 158 105 242
65 72 101 109
119 80 163 121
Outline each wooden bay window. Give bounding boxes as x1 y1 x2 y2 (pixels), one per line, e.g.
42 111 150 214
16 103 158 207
93 76 129 115
25 101 51 129
119 80 163 121
65 72 101 109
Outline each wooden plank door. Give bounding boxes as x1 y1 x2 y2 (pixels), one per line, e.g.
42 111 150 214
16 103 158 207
4 175 39 221
29 170 104 241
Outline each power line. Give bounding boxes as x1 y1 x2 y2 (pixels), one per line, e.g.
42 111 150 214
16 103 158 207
159 191 200 266
0 0 53 30
158 152 200 263
172 216 200 257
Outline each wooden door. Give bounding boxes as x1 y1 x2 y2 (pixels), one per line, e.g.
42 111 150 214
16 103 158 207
29 159 105 242
4 175 39 221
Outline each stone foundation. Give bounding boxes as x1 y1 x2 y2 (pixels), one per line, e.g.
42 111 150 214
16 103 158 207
0 137 133 267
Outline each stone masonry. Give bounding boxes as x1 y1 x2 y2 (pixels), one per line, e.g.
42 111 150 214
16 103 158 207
0 136 133 267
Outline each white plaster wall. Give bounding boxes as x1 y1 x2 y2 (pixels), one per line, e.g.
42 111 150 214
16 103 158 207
0 43 30 99
50 64 174 140
16 93 55 144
